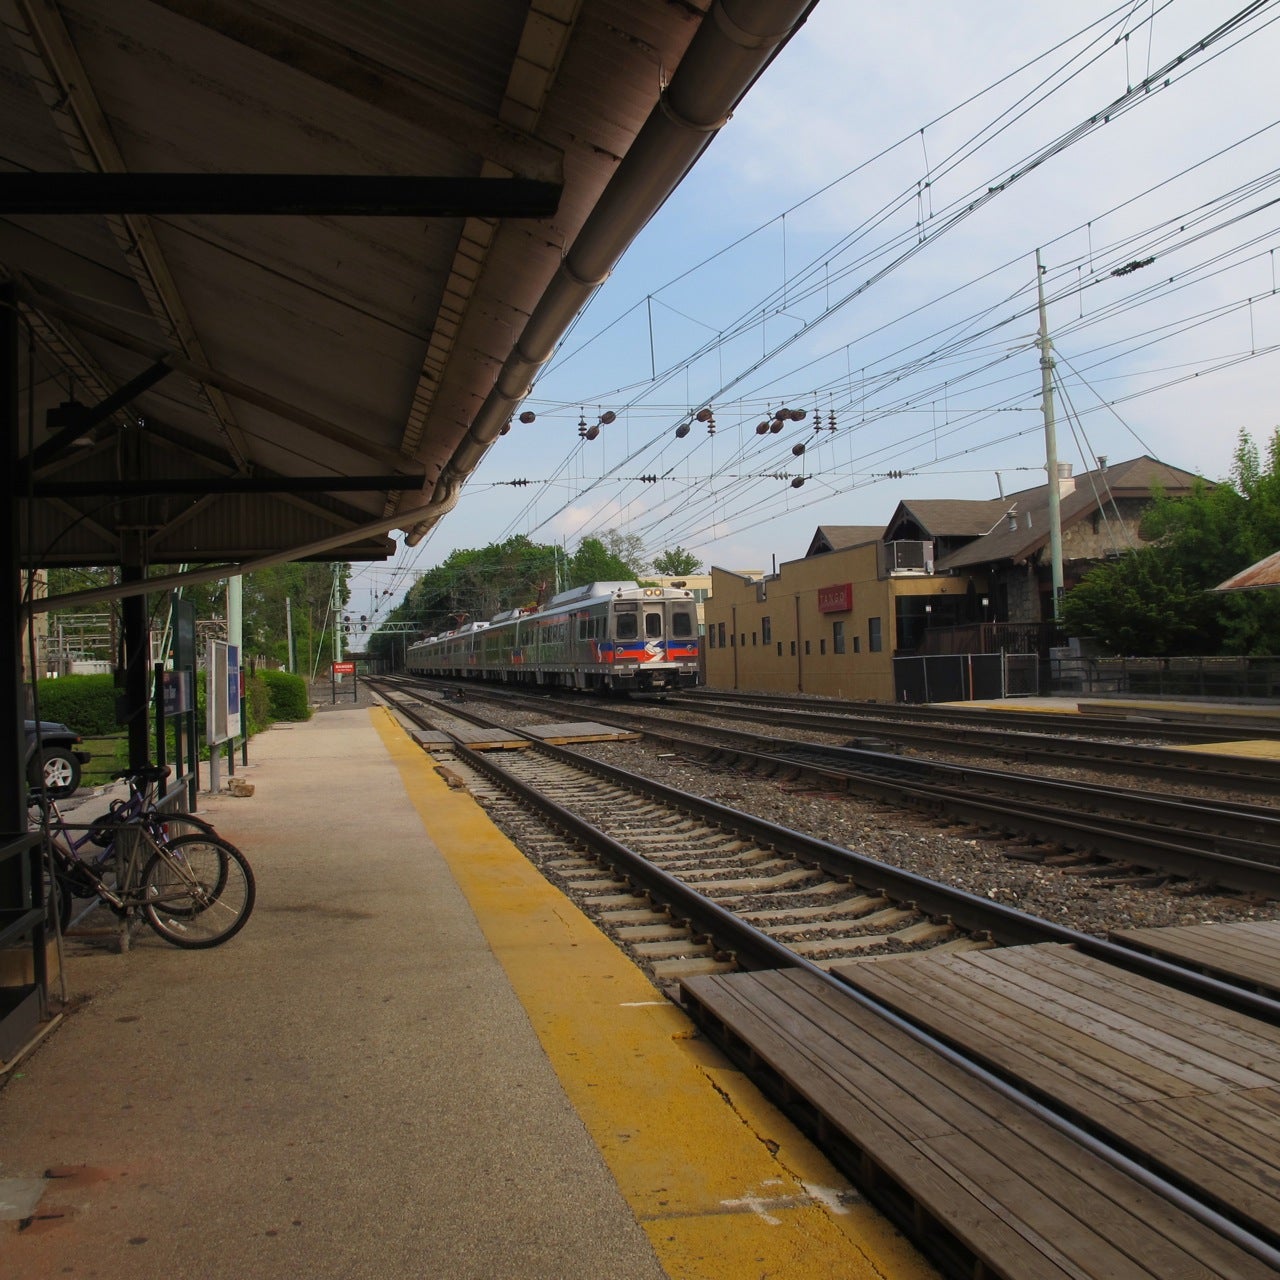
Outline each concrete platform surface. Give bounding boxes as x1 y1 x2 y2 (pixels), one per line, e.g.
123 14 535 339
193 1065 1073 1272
0 706 932 1280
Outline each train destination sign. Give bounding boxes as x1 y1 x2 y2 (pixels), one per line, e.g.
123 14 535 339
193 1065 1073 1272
817 583 853 613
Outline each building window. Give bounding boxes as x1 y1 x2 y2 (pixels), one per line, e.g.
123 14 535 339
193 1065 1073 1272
853 635 861 653
819 638 826 655
730 632 735 646
776 642 782 656
762 616 772 644
869 617 883 652
833 620 845 654
804 640 811 655
708 628 716 648
717 622 726 647
752 632 757 646
741 634 746 647
790 640 796 656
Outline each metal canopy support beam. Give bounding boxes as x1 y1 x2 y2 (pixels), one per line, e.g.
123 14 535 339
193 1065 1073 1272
2 283 25 838
0 174 562 218
16 283 422 471
23 358 173 475
23 472 428 498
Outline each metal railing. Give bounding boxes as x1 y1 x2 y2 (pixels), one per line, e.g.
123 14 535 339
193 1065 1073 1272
1049 654 1280 700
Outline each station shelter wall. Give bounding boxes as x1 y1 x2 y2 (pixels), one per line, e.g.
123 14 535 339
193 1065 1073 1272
705 548 974 701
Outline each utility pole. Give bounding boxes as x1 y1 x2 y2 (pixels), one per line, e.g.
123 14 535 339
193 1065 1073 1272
285 596 294 673
332 565 343 665
1036 249 1064 621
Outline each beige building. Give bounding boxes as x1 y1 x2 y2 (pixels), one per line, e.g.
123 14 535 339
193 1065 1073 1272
704 455 1204 702
705 537 955 701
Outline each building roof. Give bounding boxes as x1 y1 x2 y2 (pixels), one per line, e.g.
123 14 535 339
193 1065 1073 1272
806 525 884 555
884 498 1012 540
1215 550 1280 591
937 455 1204 571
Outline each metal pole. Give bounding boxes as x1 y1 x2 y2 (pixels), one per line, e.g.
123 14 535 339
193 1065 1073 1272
1036 249 1064 621
332 566 343 664
285 595 294 672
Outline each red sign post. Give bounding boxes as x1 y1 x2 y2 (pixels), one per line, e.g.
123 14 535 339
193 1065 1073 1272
331 660 357 703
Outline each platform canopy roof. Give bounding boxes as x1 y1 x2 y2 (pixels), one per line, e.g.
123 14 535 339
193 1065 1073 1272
4 0 817 611
1215 551 1280 592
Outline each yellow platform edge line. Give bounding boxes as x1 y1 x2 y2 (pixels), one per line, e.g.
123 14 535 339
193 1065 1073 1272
1168 738 1280 758
371 707 934 1280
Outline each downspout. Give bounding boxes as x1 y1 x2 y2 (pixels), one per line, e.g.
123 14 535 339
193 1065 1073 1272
404 0 820 544
794 593 802 692
731 605 738 689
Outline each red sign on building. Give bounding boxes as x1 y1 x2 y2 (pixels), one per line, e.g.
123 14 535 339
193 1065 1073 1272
817 582 853 613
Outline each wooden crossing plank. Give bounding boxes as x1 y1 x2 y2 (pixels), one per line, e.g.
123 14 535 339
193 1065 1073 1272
831 945 1280 1242
522 721 642 744
681 967 1276 1279
994 944 1280 1067
1109 920 1280 996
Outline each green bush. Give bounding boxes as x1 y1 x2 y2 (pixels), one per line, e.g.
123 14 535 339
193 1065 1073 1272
260 669 311 721
244 671 272 735
32 673 118 734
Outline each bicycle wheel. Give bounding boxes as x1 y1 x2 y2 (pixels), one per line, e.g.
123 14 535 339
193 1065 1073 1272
143 815 238 904
141 833 255 948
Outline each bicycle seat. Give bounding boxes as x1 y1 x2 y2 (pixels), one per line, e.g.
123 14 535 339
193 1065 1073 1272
112 763 172 784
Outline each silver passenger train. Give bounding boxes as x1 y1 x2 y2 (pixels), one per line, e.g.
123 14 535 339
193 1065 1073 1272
405 581 701 693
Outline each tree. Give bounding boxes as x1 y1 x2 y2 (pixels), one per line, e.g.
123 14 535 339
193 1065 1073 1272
365 536 561 665
651 546 702 575
1061 429 1280 655
599 529 648 575
569 537 638 586
1059 551 1221 655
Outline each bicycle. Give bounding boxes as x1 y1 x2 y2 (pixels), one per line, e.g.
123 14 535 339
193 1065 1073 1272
32 765 255 949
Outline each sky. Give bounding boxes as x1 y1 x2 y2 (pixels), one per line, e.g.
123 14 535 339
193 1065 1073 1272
347 0 1280 634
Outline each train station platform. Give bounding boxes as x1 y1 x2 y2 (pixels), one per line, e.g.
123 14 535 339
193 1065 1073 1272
0 704 933 1280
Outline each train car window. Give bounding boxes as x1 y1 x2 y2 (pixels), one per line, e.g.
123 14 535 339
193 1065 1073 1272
616 612 639 640
671 611 693 637
645 612 662 639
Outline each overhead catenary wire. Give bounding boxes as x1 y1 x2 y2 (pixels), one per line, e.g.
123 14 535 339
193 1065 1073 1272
501 6 1279 556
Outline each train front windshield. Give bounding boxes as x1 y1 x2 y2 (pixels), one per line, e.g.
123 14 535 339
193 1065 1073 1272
613 601 695 643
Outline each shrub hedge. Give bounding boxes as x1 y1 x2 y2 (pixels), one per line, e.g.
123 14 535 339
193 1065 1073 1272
260 669 311 722
31 666 311 744
32 673 117 734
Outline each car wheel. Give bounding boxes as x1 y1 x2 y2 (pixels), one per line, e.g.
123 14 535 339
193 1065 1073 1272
32 748 82 796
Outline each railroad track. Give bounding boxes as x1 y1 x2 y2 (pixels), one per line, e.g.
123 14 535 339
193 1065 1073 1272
371 678 1280 1016
666 687 1280 744
396 675 1280 794
657 689 1280 794
385 675 1280 898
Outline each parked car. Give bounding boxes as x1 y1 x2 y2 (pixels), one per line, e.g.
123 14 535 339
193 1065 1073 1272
24 720 92 796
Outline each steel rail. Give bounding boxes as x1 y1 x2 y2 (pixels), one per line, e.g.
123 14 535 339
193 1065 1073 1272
668 688 1280 743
